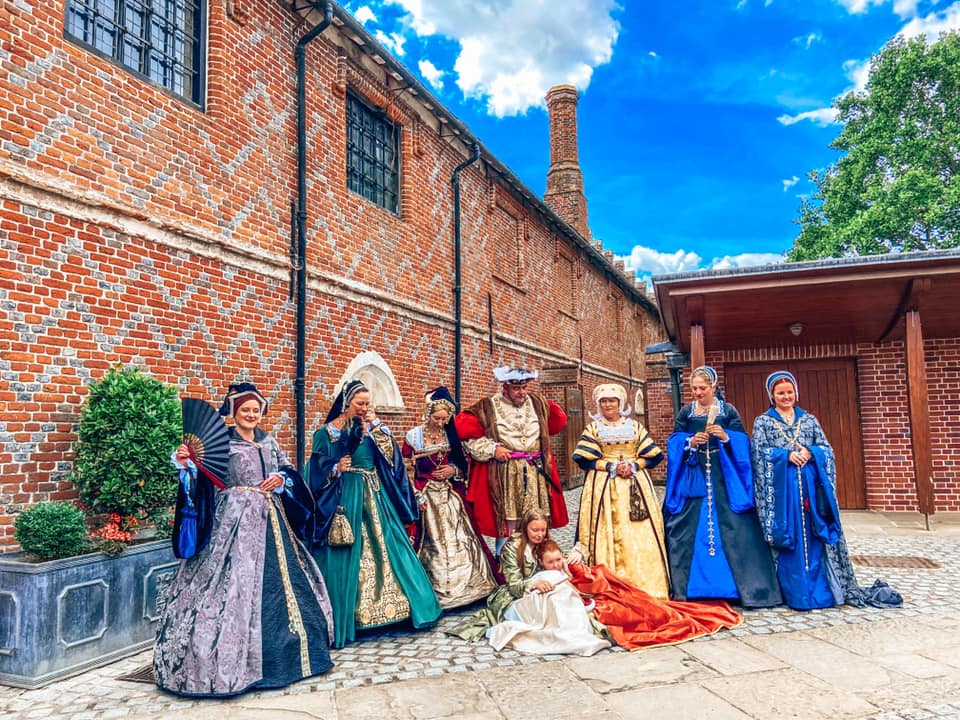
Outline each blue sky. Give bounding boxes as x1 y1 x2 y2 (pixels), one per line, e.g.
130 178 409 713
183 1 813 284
342 0 960 282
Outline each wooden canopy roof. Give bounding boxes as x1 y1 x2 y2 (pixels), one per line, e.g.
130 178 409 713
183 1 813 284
653 249 960 353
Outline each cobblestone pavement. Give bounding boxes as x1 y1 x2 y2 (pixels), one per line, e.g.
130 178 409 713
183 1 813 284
1 488 958 719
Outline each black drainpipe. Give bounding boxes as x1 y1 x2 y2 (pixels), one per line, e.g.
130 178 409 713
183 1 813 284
451 143 480 405
294 0 333 473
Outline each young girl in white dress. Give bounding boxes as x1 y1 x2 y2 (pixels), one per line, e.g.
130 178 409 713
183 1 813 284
485 539 609 656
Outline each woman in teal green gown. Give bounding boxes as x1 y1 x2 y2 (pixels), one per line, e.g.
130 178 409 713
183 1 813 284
307 379 441 648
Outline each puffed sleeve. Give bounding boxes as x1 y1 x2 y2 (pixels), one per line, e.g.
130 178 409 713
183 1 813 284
457 410 498 461
547 401 566 435
572 422 608 472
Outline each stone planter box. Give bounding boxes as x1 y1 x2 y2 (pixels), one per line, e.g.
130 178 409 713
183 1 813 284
0 539 177 688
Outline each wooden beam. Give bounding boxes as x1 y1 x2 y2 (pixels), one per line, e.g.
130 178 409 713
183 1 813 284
686 295 705 326
877 277 931 344
690 324 705 371
905 310 935 516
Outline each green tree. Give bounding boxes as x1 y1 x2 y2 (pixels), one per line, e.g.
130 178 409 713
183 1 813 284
789 32 960 261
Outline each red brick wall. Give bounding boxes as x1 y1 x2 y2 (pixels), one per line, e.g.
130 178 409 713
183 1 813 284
926 338 960 511
644 375 674 483
856 338 959 512
645 342 959 513
856 343 917 511
0 2 658 548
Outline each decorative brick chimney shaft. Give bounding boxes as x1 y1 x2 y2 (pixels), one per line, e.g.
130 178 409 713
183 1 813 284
544 84 590 239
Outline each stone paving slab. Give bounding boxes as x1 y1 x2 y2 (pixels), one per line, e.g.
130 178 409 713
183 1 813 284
565 645 718 694
331 675 500 720
601 682 753 720
856 674 960 715
740 631 912 691
681 636 788 676
476 662 610 720
700 667 881 720
806 615 960 657
876 654 957 680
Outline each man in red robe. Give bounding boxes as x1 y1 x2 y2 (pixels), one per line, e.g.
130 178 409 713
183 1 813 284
455 366 569 554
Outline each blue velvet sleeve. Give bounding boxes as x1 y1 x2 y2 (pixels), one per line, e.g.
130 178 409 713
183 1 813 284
306 426 348 546
807 446 842 544
758 446 796 549
718 430 756 513
664 431 705 513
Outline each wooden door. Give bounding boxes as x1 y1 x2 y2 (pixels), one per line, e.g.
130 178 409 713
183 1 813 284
725 359 866 509
563 386 585 489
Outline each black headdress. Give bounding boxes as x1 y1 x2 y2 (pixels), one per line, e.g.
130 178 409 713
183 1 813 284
424 386 468 477
324 379 368 424
325 379 367 454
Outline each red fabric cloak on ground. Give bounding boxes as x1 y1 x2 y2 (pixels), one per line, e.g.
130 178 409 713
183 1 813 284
569 563 742 649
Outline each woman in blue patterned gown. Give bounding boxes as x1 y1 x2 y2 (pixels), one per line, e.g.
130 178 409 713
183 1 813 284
751 371 901 610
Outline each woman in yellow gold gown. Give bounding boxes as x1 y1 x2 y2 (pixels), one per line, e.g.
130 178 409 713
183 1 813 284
572 383 669 598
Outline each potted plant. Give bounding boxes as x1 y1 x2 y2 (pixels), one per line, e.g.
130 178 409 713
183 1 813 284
71 364 181 545
0 366 181 689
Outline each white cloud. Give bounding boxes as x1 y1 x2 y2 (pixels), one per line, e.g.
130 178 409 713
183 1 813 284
778 54 869 126
709 252 784 270
834 0 933 19
782 175 800 191
621 247 703 277
354 5 377 24
893 0 922 18
825 4 960 110
792 32 822 49
777 107 839 126
899 3 960 41
384 0 620 117
418 59 444 89
374 30 406 57
843 57 871 92
835 0 885 13
619 245 784 281
648 51 658 58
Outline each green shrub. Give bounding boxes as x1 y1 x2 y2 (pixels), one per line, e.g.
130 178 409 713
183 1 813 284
70 365 181 517
14 502 89 560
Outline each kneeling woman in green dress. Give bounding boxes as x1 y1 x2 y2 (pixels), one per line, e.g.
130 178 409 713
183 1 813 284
307 379 441 648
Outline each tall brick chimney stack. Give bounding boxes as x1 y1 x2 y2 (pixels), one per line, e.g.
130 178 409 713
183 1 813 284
544 84 590 239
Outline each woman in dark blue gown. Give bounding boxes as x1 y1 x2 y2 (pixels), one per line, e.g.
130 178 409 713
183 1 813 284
663 366 781 608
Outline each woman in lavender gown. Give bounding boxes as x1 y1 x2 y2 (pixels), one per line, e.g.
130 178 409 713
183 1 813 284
154 383 334 697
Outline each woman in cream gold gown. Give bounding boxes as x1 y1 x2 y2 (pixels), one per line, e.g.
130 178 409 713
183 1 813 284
402 386 498 608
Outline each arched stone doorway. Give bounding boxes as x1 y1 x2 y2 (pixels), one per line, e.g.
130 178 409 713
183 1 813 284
334 351 406 414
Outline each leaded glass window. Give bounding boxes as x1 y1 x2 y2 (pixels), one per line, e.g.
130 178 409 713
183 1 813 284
65 0 204 105
346 93 400 214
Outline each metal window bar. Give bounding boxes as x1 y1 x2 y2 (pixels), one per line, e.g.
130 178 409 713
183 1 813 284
65 0 201 103
346 94 399 213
